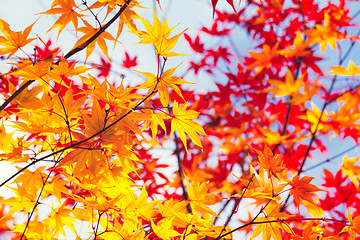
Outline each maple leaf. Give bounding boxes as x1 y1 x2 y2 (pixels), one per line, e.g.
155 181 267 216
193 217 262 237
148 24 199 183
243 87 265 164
247 43 280 75
329 60 360 76
92 56 112 78
267 70 303 97
73 20 118 62
0 19 36 58
279 31 311 58
48 204 77 237
40 0 85 36
340 211 360 240
9 56 54 83
305 11 347 53
237 164 287 203
289 175 323 207
151 217 181 240
136 65 192 107
122 51 138 68
340 155 360 190
170 100 207 154
186 177 223 219
251 205 292 240
141 108 170 142
211 0 237 18
48 58 89 85
251 145 285 179
130 11 187 57
298 102 331 133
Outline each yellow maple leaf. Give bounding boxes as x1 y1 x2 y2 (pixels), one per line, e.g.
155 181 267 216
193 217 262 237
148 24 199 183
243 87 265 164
340 155 360 190
136 65 193 107
48 204 77 237
298 102 330 133
305 11 346 53
171 100 207 154
329 60 360 76
0 19 36 58
279 31 311 58
340 210 360 240
151 217 181 240
130 11 187 57
267 70 303 97
9 56 54 83
251 205 292 240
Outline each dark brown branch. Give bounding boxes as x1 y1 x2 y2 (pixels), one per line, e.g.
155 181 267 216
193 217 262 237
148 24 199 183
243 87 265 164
174 132 192 214
57 95 73 145
216 198 273 239
216 174 255 238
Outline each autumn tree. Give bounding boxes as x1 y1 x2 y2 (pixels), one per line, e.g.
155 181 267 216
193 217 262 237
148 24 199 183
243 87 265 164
0 0 360 239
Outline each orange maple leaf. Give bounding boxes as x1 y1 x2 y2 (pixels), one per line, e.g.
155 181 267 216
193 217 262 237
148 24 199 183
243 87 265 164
247 43 280 75
289 175 323 207
73 20 118 62
171 101 207 154
0 19 36 58
251 145 285 179
40 0 85 36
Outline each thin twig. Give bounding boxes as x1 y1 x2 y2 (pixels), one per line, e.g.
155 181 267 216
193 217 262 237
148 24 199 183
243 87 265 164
174 132 192 214
93 211 105 239
216 198 273 239
216 174 255 238
57 95 73 145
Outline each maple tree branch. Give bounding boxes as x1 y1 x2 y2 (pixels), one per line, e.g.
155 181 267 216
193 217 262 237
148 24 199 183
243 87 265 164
216 198 273 239
216 174 255 238
0 0 132 114
81 0 101 27
174 131 192 214
57 94 73 145
64 0 131 59
0 80 35 113
304 143 360 172
93 211 105 239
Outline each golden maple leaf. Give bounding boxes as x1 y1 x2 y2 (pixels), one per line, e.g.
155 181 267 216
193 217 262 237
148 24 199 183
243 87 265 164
170 100 207 154
329 60 360 76
130 11 187 57
136 65 193 107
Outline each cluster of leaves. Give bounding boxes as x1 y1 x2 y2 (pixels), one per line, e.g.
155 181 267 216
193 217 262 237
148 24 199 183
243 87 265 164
0 0 359 240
